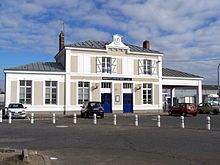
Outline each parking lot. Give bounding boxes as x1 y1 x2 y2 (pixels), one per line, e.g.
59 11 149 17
0 113 220 165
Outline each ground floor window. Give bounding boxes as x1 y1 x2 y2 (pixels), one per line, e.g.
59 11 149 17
123 83 132 89
19 80 32 104
143 83 152 104
101 82 111 88
78 82 90 104
45 81 57 104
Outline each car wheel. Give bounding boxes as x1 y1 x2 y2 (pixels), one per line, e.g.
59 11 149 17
193 113 197 117
213 109 219 115
198 109 203 114
81 112 84 118
84 112 88 118
168 111 172 116
101 114 104 118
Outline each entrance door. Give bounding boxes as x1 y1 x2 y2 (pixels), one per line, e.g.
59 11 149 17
101 93 112 113
123 93 133 113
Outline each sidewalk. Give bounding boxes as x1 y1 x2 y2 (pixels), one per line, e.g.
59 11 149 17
0 148 51 165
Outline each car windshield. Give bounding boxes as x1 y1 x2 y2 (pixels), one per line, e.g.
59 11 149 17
8 104 24 108
176 103 194 108
89 102 101 107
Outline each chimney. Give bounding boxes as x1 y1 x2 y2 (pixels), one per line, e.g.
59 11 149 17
143 40 150 49
59 31 64 51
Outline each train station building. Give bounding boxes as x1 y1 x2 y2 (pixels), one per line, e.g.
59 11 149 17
4 32 203 113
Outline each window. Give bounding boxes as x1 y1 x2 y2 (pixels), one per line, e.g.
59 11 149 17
139 59 152 75
101 82 111 88
143 83 152 104
123 83 132 89
97 57 116 73
78 82 90 104
45 81 57 104
19 80 32 104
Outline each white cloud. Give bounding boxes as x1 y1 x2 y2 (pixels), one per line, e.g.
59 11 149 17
0 0 220 84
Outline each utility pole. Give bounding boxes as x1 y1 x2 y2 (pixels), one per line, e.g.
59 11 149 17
218 63 220 105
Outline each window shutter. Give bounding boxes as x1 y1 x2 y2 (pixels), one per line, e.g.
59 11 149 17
151 60 157 75
111 58 117 73
96 57 102 73
138 59 143 74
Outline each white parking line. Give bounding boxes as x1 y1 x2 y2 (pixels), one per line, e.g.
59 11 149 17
56 125 69 128
50 157 58 160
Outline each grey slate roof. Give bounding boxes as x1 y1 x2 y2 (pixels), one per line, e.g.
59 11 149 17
5 62 65 72
66 40 163 54
202 85 218 90
162 68 202 78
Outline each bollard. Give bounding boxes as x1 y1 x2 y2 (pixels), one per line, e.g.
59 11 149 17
0 110 2 123
73 113 77 124
52 113 56 124
94 114 97 125
157 115 161 128
113 114 117 125
31 113 34 124
9 112 12 124
206 116 210 130
135 114 138 126
181 116 185 128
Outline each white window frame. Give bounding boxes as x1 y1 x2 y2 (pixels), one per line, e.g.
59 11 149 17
96 57 116 74
19 80 32 105
78 81 90 104
138 59 153 75
45 81 57 105
143 83 152 104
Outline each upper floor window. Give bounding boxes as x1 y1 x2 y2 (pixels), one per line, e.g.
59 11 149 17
97 57 116 74
139 59 157 75
45 81 57 104
143 83 152 104
19 80 32 104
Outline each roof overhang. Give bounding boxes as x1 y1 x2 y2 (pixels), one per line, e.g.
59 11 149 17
162 76 203 87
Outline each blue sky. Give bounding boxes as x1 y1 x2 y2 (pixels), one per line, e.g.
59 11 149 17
1 0 220 90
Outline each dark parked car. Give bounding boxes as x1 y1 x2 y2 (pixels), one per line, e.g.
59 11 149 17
197 103 220 114
168 103 197 117
81 101 104 118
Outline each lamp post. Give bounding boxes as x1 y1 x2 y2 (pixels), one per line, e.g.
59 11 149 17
218 63 220 105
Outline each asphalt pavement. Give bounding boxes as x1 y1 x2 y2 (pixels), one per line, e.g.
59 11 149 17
0 113 219 165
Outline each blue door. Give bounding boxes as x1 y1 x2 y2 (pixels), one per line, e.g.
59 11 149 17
123 94 133 113
101 93 112 113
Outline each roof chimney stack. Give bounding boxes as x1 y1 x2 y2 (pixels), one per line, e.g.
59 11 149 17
143 40 150 49
59 31 64 51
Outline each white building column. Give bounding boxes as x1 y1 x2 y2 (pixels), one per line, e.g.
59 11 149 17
170 88 175 106
197 80 202 105
158 57 163 112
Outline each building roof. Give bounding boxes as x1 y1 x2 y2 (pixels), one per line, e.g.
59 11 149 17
202 84 218 90
162 68 202 78
66 40 163 54
4 62 65 72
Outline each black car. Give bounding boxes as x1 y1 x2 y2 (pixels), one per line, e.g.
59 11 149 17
81 101 104 118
